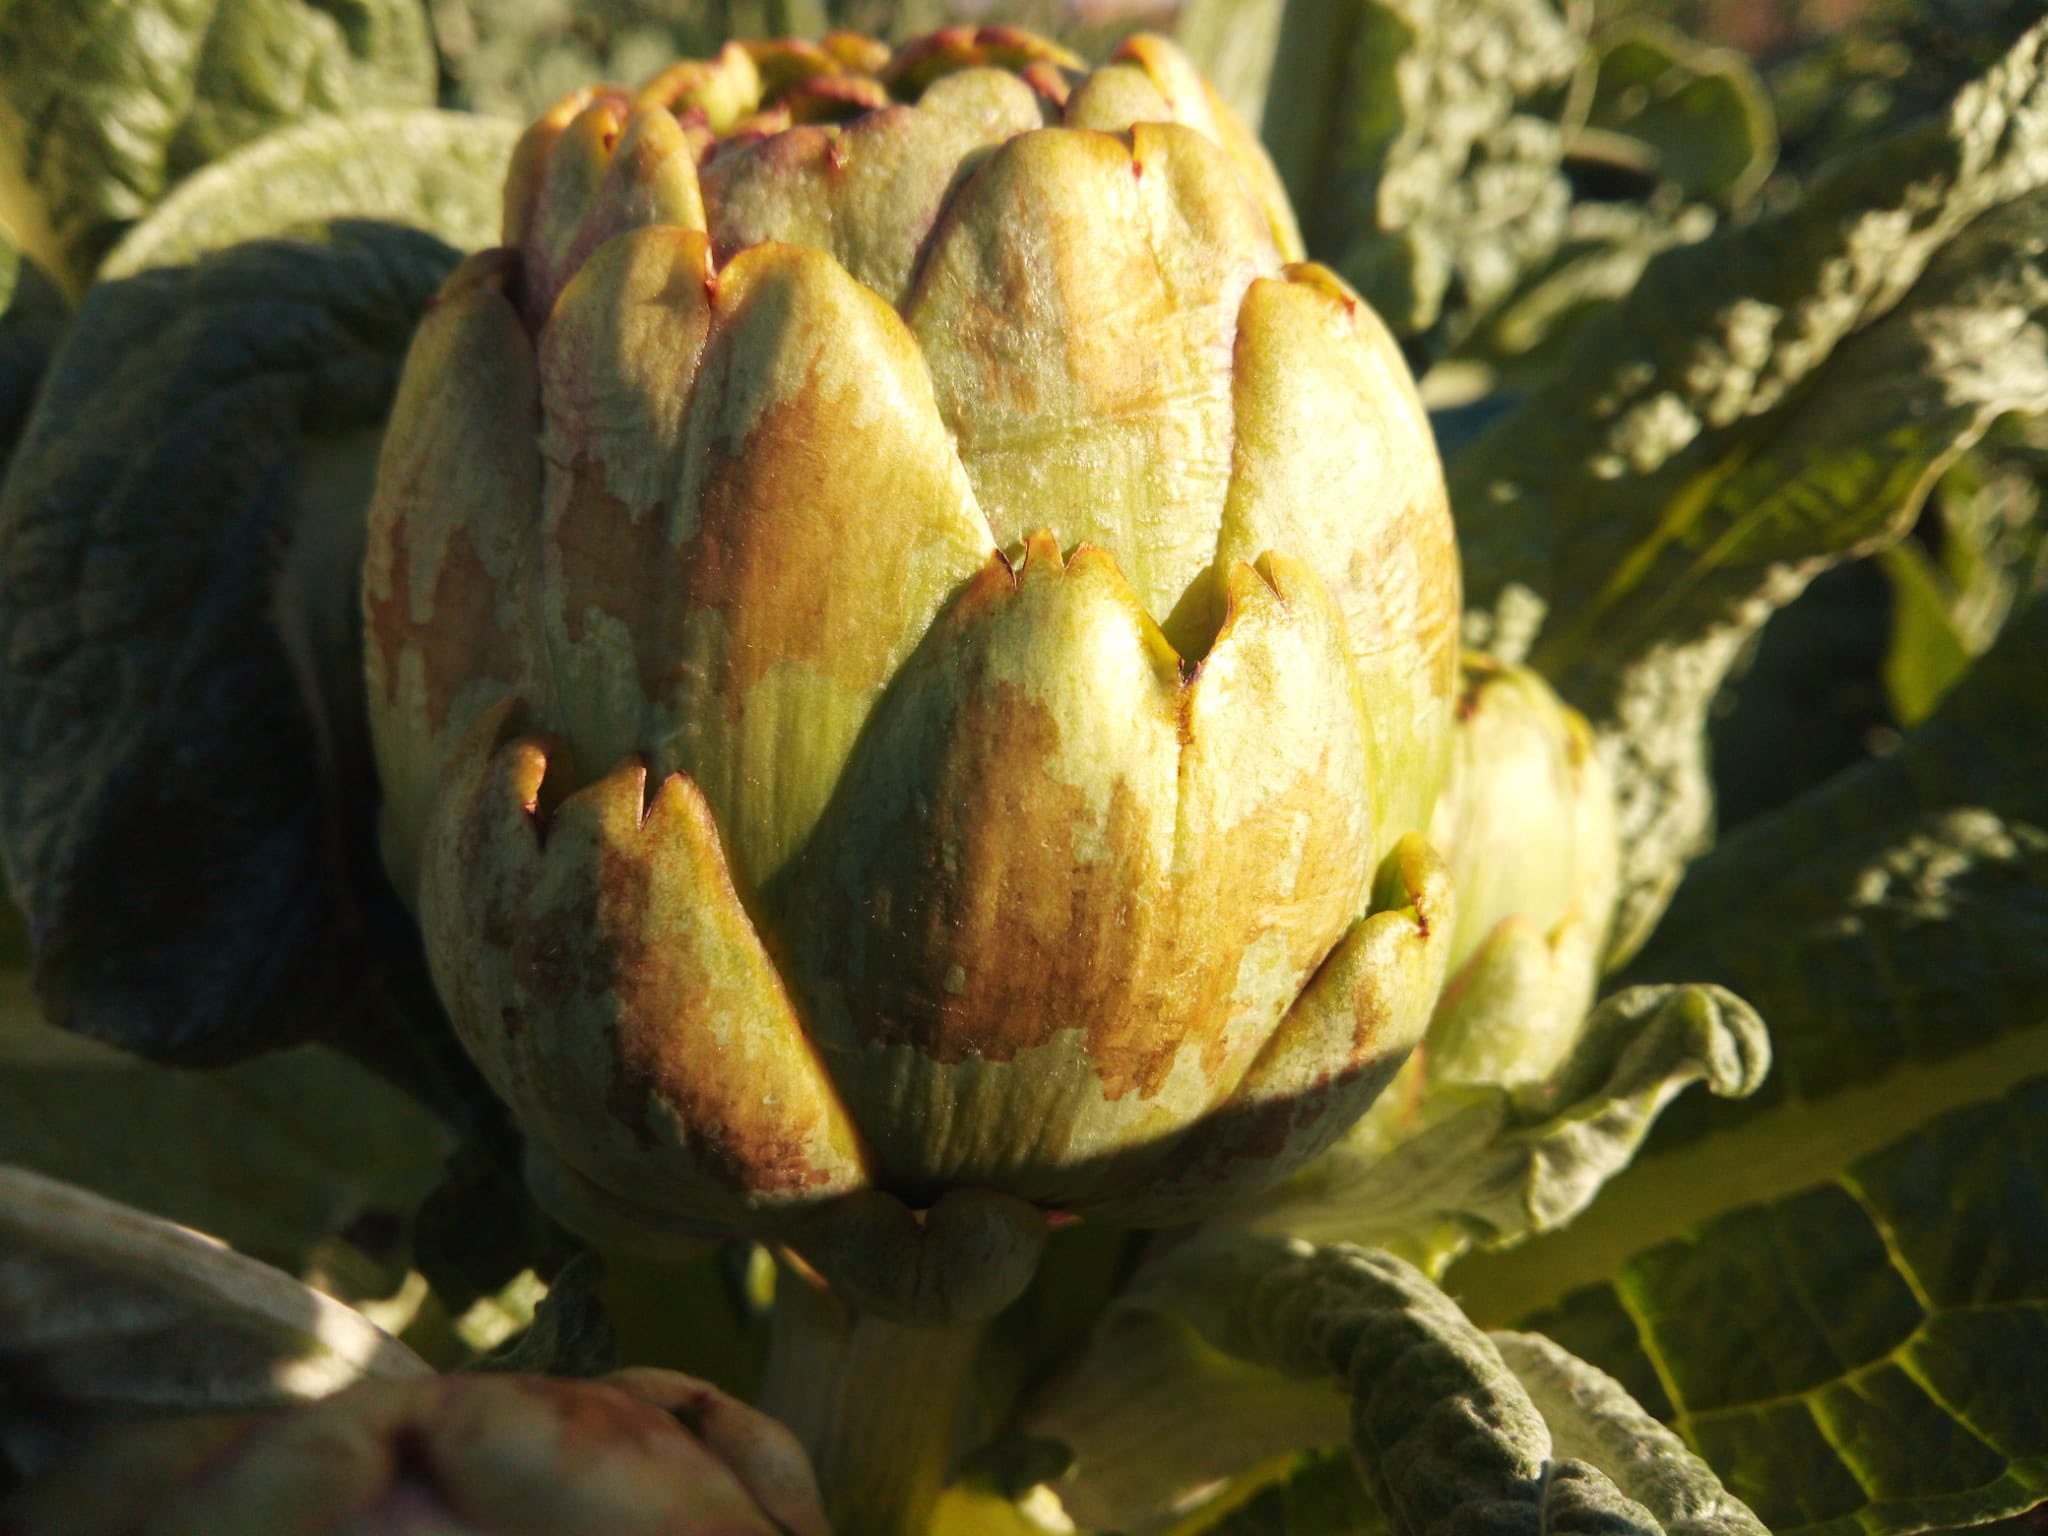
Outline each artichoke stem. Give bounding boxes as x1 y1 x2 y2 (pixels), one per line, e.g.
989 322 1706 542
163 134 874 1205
759 1259 986 1536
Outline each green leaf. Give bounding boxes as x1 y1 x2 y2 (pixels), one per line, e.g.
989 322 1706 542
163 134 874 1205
0 0 436 288
1235 983 1768 1275
1490 1332 1769 1536
1173 0 1288 135
1877 540 1976 726
1260 0 1583 341
0 997 453 1274
1197 1450 1386 1536
1453 22 2048 957
0 236 64 478
1450 198 1719 388
103 110 523 279
0 1165 428 1486
1582 20 1776 206
1509 1082 2048 1535
0 222 457 1064
1053 1231 1762 1536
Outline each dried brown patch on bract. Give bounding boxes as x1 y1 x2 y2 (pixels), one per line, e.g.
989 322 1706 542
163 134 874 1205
550 460 679 705
426 730 869 1215
365 519 516 734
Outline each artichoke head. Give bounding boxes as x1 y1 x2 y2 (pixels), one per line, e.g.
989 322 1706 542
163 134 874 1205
3 1370 827 1536
364 27 1462 1320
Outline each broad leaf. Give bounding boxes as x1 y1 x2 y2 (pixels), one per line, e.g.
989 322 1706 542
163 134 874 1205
1508 1083 2048 1535
1037 1232 1762 1536
0 223 455 1063
1449 198 1718 389
0 1165 428 1486
0 1000 452 1274
1260 0 1582 342
103 110 522 279
1447 597 2048 1533
0 237 64 478
0 0 436 288
1236 983 1767 1275
1454 22 2048 955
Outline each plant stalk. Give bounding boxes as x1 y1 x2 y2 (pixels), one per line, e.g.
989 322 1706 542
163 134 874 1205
758 1262 987 1536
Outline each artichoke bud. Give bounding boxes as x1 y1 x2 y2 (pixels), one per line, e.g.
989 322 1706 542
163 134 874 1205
1419 656 1621 1092
366 27 1463 1321
2 1371 828 1536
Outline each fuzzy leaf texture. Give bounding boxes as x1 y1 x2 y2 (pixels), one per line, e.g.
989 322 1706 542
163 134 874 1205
0 223 456 1062
1258 0 1582 342
0 0 437 288
1238 983 1768 1273
101 110 522 278
1034 1231 1765 1536
1452 20 2048 961
1450 593 2048 1532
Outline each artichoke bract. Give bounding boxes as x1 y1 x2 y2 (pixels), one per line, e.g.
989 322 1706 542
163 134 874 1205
365 26 1461 1315
1423 657 1619 1091
3 1370 828 1536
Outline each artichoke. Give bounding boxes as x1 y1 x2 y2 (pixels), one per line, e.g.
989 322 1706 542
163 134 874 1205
366 26 1461 1317
2 1370 828 1536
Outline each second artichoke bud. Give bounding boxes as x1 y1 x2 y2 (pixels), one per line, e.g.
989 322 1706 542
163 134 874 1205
365 27 1462 1321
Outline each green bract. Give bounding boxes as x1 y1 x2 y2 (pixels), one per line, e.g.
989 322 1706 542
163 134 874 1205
367 27 1465 1319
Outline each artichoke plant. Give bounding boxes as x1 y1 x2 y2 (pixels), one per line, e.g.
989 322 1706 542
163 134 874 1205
3 3 2048 1536
366 26 1461 1319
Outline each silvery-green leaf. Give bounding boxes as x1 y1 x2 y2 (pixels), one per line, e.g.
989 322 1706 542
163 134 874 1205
1261 0 1582 342
1194 1333 1772 1536
1454 23 2048 957
0 0 435 288
0 1165 428 1487
1236 984 1768 1275
102 110 521 280
0 223 455 1063
1491 1332 1768 1536
0 999 452 1274
1449 197 1718 389
1035 1232 1689 1536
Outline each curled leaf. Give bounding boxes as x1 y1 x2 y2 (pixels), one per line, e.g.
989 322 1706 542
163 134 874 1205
1238 983 1768 1274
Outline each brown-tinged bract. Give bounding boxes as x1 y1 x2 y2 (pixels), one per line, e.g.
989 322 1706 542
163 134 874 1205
1 1370 828 1536
365 26 1461 1319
